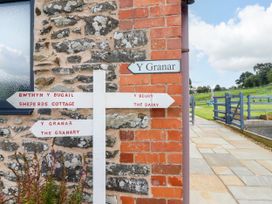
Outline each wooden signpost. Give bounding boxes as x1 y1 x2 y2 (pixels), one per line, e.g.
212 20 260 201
7 60 180 204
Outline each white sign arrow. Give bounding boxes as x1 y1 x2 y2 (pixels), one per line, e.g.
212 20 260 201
106 93 174 108
30 119 93 138
7 92 92 109
128 60 181 74
7 92 174 109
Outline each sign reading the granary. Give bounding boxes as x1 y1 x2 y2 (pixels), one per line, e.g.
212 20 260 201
30 119 93 138
128 60 181 74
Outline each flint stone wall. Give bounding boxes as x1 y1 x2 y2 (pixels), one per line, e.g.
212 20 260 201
0 0 183 203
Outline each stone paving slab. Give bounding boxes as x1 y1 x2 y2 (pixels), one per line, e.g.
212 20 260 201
228 186 272 200
191 190 237 204
241 160 272 175
239 175 272 186
219 175 244 186
190 117 272 204
203 153 243 167
190 158 214 175
238 201 272 204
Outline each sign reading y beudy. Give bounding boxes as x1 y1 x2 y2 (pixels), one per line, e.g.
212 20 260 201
128 60 181 74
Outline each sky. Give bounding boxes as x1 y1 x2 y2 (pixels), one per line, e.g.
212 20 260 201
0 1 30 81
189 0 272 88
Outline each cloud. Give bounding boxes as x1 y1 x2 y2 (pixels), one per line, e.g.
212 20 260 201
189 4 272 72
0 44 29 79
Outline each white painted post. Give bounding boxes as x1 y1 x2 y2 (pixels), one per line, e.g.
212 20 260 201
93 70 106 204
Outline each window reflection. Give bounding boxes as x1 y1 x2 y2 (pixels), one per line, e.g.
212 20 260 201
0 1 30 101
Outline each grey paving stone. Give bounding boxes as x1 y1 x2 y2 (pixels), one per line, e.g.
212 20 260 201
238 200 272 204
229 186 272 200
190 158 214 175
231 167 254 176
241 160 272 176
203 153 243 167
239 175 272 186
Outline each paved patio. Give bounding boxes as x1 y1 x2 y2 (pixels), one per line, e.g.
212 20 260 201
190 117 272 204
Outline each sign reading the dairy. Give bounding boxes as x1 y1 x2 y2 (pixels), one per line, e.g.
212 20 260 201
106 93 174 108
128 60 181 74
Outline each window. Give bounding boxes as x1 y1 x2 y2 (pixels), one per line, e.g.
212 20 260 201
0 0 33 114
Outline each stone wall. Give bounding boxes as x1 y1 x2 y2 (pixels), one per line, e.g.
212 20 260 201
0 0 183 203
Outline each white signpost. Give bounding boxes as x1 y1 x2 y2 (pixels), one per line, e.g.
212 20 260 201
7 70 175 204
7 92 173 109
128 60 181 74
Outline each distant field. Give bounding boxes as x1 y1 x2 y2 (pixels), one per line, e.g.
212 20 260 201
193 85 272 120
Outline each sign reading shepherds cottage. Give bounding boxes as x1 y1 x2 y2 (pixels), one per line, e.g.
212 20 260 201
7 70 175 204
128 60 181 74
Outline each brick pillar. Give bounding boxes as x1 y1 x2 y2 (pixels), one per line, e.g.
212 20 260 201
119 0 183 203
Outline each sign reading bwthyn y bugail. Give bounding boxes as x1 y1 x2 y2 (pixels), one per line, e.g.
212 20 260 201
7 92 92 109
7 70 175 204
128 59 181 74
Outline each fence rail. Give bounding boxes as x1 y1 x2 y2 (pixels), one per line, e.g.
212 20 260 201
247 95 272 119
213 93 272 129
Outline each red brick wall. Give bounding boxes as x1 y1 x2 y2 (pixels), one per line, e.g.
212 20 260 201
119 0 183 203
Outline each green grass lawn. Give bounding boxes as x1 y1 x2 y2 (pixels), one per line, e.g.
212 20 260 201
195 105 214 120
194 84 272 101
193 85 272 120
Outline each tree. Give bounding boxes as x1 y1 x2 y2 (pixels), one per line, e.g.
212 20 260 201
253 63 272 85
229 86 237 90
196 86 211 93
235 72 254 88
267 70 272 83
244 75 261 88
214 84 222 91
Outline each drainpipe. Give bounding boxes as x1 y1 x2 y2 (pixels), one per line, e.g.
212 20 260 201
182 1 194 204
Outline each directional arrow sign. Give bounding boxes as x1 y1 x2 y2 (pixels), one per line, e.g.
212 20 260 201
7 92 174 109
14 70 177 204
7 92 92 109
106 93 174 108
128 60 181 74
30 119 93 138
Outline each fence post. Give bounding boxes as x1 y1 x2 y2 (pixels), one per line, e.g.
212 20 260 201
225 93 231 124
191 96 195 125
240 92 244 129
247 95 251 120
213 97 218 120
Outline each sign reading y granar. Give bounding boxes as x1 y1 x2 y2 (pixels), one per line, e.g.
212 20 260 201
128 60 181 74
